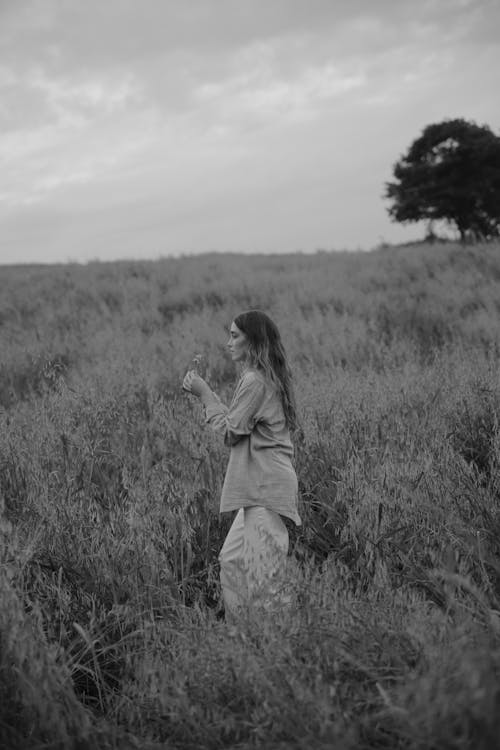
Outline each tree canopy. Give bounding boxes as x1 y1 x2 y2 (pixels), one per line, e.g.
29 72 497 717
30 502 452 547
385 118 500 242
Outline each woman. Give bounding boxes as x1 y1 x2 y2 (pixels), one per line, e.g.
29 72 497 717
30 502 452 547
182 310 301 618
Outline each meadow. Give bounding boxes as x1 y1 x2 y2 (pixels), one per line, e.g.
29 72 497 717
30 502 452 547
1 241 500 749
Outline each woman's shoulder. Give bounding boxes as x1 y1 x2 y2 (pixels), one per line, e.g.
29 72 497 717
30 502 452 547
235 370 262 394
241 367 262 382
238 368 269 387
238 368 277 395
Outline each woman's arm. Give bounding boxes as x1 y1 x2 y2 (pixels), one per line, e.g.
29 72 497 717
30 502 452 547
183 370 266 446
205 373 266 445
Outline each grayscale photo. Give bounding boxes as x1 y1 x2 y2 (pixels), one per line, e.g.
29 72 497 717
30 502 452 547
1 1 500 748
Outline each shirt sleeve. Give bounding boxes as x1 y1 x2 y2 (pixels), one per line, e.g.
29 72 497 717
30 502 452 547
205 373 267 446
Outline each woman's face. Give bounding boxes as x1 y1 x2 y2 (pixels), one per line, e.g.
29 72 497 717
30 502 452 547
227 322 249 363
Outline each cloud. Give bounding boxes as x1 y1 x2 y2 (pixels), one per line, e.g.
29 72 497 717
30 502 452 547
0 47 154 207
0 0 499 263
194 50 366 129
0 63 141 130
0 87 159 208
31 69 140 117
2 0 494 78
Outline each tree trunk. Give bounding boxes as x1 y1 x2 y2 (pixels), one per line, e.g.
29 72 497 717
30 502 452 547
457 223 467 244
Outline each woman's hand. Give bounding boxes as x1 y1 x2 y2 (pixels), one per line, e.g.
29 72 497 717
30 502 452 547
182 370 209 398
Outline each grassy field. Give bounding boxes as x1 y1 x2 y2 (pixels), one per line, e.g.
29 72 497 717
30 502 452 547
1 241 500 749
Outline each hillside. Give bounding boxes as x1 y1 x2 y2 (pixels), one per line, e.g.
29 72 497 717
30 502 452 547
1 241 500 749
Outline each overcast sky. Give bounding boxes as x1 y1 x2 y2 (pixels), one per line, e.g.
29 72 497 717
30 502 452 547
1 0 499 264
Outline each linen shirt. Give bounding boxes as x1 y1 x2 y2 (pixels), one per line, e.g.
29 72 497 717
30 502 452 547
204 369 301 526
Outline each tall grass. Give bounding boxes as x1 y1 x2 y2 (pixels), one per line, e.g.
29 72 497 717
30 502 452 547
1 241 500 748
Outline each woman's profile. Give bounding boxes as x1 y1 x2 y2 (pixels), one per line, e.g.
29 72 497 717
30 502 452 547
182 310 301 619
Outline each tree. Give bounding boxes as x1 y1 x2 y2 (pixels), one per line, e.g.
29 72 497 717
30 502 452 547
385 118 500 242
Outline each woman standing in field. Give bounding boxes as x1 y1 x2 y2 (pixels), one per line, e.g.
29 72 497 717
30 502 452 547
182 310 301 619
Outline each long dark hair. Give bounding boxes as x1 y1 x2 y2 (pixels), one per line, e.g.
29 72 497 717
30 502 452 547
233 310 297 431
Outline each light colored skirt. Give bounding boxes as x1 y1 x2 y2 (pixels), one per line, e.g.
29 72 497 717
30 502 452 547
219 506 289 618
